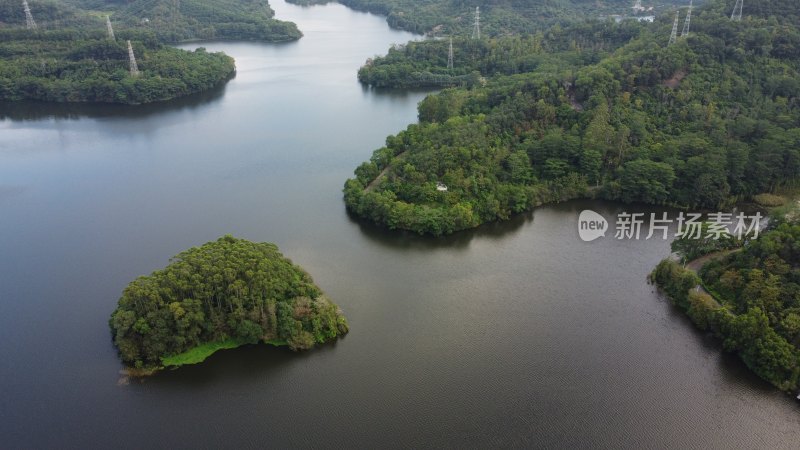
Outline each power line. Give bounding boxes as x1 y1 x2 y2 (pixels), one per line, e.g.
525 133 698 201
681 0 692 37
472 7 480 39
23 0 37 30
668 11 679 45
106 15 115 40
127 40 139 77
730 0 743 21
447 37 454 70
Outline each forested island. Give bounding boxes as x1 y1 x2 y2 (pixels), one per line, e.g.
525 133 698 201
652 210 800 393
0 0 300 104
345 0 800 235
109 236 349 374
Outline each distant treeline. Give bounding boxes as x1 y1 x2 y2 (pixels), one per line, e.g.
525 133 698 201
288 0 692 36
1 0 302 43
105 0 301 43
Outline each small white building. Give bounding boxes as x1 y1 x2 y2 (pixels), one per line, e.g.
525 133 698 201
436 182 448 192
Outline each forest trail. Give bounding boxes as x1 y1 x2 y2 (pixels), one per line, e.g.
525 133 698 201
365 152 406 192
663 69 688 89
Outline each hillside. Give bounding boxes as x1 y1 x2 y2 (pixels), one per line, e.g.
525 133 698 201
358 19 647 88
344 0 800 235
290 0 691 36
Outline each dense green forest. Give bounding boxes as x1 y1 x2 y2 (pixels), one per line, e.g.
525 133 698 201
4 0 302 43
0 0 95 28
358 20 646 88
288 0 686 37
345 0 800 235
0 27 235 103
110 236 349 371
104 0 301 43
652 218 800 392
0 0 301 104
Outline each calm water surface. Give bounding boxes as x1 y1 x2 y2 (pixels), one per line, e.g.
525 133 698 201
0 1 798 447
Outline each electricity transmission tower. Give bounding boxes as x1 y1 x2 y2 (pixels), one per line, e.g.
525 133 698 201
730 0 743 21
127 40 139 77
23 0 37 30
447 37 454 70
681 0 692 37
668 11 679 45
472 7 480 39
106 16 115 40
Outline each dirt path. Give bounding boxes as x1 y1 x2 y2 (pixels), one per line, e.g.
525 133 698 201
365 152 406 192
663 69 687 89
684 249 741 307
365 165 391 192
565 87 583 111
685 249 739 273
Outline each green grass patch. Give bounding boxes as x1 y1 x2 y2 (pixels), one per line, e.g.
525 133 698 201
161 339 247 367
161 338 288 367
753 193 787 207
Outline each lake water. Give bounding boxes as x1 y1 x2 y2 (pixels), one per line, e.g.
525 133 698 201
0 1 798 447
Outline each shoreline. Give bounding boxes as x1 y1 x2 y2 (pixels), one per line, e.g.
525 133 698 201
121 338 289 378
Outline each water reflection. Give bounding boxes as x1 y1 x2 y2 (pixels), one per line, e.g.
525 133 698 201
142 344 316 387
360 84 439 99
346 208 533 251
0 75 232 121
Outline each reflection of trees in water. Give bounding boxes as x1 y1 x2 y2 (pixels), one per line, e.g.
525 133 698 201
139 340 339 388
0 76 231 122
346 207 533 251
348 198 685 251
360 83 440 99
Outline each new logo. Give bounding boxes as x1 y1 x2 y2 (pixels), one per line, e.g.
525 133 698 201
578 210 608 242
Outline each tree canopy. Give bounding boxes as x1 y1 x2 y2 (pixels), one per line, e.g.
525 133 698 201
109 236 349 371
8 0 303 43
0 28 236 104
104 0 301 43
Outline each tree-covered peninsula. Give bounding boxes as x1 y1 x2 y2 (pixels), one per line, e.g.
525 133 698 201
0 0 301 104
652 216 800 392
109 236 349 373
345 0 800 235
0 28 236 104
